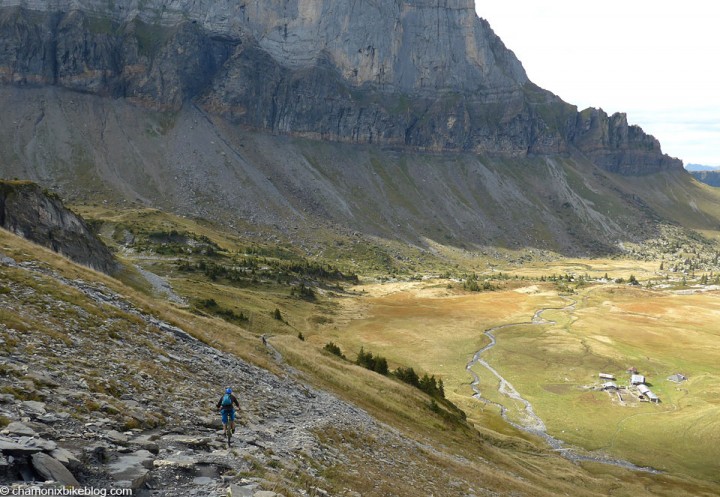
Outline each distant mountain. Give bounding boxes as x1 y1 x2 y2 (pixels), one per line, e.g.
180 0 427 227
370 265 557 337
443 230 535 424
690 170 720 187
686 163 720 172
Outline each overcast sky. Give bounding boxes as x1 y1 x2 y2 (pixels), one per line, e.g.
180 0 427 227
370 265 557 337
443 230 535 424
475 1 719 167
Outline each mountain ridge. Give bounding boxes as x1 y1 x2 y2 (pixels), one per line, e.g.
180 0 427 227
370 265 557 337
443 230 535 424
0 2 682 174
0 86 696 258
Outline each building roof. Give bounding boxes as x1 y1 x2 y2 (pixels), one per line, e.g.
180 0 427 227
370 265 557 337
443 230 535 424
637 384 650 394
631 374 645 384
602 381 618 389
667 373 687 382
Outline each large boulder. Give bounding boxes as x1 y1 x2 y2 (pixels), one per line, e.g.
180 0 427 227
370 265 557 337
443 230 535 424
31 452 80 486
0 436 44 456
108 449 155 489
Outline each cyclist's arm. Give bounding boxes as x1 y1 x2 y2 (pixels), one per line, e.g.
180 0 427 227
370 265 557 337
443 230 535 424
232 395 240 408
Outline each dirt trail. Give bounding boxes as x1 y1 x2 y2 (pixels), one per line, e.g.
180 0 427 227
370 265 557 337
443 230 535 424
466 297 661 473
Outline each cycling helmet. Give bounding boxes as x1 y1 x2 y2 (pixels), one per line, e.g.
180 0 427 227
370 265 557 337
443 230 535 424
226 388 232 394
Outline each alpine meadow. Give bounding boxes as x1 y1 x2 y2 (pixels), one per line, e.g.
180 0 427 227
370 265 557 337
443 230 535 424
0 1 719 496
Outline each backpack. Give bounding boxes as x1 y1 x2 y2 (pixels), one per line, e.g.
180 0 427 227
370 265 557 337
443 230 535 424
221 394 233 407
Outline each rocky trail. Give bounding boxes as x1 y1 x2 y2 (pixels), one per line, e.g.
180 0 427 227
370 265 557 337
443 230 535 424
0 256 453 496
465 299 661 474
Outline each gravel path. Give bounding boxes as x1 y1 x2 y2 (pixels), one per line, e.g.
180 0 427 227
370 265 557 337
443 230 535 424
135 265 186 304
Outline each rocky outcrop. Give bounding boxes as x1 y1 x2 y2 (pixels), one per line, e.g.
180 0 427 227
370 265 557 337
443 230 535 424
0 2 681 174
0 88 694 256
0 181 117 273
571 108 683 175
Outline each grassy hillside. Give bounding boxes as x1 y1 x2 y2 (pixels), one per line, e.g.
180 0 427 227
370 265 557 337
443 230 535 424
3 87 720 492
300 276 720 483
4 201 714 494
0 223 711 496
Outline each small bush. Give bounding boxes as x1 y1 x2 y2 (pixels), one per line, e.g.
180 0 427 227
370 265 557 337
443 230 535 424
395 367 445 399
291 283 316 301
323 342 346 359
195 298 248 324
356 347 389 375
394 366 420 388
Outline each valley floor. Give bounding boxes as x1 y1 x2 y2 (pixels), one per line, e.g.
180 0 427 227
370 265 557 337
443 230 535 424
305 277 720 490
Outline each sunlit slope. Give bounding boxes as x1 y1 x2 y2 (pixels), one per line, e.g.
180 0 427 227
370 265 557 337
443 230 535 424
496 285 720 481
618 170 720 234
1 229 697 497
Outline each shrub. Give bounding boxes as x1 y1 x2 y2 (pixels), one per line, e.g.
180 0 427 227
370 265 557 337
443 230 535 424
291 283 316 301
356 347 388 376
462 273 496 292
394 366 420 388
194 298 248 324
198 298 218 309
323 342 346 359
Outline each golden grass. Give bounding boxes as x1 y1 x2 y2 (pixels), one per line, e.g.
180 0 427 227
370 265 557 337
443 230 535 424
4 222 720 495
298 274 720 491
301 281 564 426
471 284 720 482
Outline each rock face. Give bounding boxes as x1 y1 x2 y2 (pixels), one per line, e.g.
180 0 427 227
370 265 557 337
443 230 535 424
0 181 117 273
0 1 681 174
571 108 681 175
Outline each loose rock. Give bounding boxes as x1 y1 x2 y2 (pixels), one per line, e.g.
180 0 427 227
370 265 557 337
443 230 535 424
31 452 80 486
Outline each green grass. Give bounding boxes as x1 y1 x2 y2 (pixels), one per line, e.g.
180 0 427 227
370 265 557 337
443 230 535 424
295 273 720 489
458 284 720 481
5 196 720 495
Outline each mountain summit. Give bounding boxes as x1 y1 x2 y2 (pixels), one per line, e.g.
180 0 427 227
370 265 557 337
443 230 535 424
0 0 706 258
0 0 680 173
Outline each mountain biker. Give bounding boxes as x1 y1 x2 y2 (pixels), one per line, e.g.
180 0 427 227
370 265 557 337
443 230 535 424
217 387 240 436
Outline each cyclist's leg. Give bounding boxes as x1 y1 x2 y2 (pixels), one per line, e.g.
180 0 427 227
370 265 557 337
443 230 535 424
221 409 229 434
229 409 236 433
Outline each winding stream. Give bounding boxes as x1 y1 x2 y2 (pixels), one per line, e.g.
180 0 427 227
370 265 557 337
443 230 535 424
466 299 660 473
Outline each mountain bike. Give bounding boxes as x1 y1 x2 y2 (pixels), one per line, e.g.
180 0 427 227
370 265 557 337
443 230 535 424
219 409 235 448
225 423 233 448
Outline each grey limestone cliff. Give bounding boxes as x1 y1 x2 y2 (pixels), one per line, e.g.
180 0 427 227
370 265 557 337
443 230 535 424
0 181 117 273
0 0 681 174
